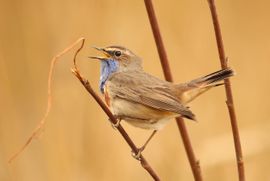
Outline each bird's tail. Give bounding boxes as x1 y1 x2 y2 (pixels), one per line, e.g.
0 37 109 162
178 68 235 104
190 67 234 87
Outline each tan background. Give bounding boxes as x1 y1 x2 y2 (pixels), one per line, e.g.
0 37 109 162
1 0 269 180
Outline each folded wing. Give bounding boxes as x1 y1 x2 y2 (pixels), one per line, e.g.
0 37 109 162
107 71 196 120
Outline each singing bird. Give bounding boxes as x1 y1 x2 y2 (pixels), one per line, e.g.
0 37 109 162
90 46 234 158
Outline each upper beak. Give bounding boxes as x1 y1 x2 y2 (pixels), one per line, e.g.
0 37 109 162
92 46 105 52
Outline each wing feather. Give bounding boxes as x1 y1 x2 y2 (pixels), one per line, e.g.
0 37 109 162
107 71 196 120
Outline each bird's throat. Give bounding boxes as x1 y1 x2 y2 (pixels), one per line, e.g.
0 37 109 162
99 59 119 93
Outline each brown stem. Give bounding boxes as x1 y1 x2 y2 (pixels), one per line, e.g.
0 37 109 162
207 0 245 180
144 0 203 180
71 41 160 181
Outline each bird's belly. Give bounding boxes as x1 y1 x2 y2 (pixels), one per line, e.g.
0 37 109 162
111 98 178 130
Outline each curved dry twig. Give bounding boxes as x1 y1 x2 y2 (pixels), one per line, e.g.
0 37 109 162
71 40 160 180
9 37 86 163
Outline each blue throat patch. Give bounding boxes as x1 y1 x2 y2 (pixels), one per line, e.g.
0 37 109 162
99 59 119 93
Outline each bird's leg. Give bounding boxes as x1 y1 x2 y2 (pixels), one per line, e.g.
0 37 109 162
132 130 157 160
109 115 121 129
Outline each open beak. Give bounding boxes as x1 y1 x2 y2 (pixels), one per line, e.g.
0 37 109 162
89 46 111 61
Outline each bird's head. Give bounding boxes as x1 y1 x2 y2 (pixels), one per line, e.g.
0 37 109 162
89 46 142 93
89 45 142 71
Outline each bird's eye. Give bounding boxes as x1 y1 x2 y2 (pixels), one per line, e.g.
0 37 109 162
114 51 121 57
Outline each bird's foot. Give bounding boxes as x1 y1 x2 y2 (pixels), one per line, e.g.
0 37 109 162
109 116 121 129
131 146 145 161
111 119 121 129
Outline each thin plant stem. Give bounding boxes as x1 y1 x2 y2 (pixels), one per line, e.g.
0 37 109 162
71 40 160 181
9 37 160 180
207 0 245 180
144 0 203 180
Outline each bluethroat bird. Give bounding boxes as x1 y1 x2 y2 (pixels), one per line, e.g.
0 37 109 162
90 46 234 158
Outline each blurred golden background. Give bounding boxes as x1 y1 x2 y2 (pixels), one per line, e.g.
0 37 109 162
1 0 270 180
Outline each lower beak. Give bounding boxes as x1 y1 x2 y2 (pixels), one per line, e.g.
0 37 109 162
88 56 109 61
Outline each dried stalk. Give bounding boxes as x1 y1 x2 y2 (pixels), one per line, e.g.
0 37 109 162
207 0 245 180
9 37 86 163
144 0 203 180
71 40 160 180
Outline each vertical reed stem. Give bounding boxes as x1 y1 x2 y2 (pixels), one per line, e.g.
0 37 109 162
144 0 203 180
207 1 245 180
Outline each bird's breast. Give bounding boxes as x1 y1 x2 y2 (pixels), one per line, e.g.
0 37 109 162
104 84 111 107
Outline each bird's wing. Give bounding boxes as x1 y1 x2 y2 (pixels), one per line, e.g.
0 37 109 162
139 93 195 120
108 71 196 120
